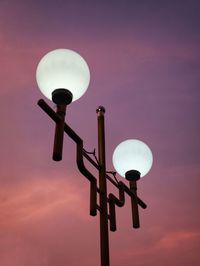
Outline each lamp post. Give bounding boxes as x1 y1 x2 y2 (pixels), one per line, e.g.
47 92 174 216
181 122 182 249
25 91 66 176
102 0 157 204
36 48 153 266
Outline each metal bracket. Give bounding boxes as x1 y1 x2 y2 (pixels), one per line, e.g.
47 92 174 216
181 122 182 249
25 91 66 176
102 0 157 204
38 99 147 230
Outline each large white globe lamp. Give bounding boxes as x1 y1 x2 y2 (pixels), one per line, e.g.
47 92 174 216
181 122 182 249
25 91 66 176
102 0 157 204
36 48 90 104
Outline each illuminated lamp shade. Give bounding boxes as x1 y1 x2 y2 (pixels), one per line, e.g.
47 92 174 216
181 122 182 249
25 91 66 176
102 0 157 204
112 139 153 178
36 48 90 103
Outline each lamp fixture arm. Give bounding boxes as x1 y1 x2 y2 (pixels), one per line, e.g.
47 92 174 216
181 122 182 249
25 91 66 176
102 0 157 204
37 99 97 216
108 180 146 231
37 99 147 228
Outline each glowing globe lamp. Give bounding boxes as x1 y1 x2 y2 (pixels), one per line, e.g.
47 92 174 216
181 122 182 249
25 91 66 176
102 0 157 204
112 139 153 180
36 49 90 104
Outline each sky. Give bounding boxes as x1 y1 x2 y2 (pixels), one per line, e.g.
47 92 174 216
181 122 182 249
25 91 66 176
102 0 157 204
0 0 200 265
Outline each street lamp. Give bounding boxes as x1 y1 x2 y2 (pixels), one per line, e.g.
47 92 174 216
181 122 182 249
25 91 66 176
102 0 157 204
36 48 153 266
36 48 90 160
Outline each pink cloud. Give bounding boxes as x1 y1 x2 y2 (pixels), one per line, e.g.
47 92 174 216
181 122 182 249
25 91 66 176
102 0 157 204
157 230 200 249
0 175 89 230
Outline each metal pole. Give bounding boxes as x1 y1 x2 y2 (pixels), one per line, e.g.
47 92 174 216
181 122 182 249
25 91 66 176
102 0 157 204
53 103 66 161
129 180 140 228
96 106 110 266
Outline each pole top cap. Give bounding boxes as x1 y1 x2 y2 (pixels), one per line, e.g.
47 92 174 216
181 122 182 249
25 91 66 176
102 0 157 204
96 106 106 114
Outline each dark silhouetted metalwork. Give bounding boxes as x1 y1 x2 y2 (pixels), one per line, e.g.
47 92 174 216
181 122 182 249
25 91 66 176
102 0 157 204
38 99 147 266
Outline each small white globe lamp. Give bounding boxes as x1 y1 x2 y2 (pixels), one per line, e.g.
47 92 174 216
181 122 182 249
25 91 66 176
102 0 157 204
112 139 153 181
36 48 90 105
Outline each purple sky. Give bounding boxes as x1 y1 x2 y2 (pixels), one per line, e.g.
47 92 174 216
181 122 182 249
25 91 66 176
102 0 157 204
0 0 200 265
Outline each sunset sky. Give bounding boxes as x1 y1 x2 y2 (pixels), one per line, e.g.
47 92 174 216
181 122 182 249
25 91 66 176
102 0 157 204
0 0 200 265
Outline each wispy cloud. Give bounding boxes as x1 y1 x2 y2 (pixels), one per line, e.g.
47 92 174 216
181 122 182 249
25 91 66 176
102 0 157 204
0 175 89 230
157 230 200 249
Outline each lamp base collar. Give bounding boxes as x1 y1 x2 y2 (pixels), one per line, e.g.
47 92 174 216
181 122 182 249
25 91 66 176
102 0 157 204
125 170 141 181
52 89 73 105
